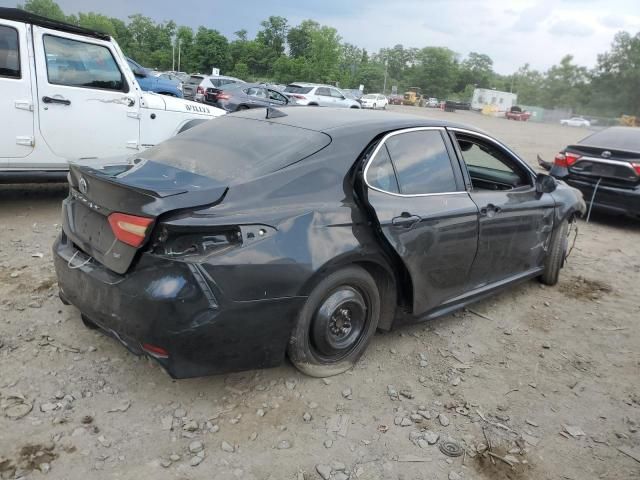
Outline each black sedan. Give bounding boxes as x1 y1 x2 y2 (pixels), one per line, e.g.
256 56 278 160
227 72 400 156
53 108 585 379
540 126 640 218
203 82 293 112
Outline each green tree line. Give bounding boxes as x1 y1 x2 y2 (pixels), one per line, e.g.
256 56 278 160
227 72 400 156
19 0 640 116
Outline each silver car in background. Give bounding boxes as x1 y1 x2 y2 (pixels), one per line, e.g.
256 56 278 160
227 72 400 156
283 83 361 108
183 74 246 102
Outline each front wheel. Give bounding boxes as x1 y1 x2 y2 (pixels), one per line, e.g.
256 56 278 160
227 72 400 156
539 219 570 286
287 266 380 377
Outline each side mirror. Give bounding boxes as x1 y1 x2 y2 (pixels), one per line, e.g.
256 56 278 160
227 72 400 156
535 173 557 194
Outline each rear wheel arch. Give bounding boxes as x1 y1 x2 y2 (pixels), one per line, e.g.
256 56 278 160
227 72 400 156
297 256 402 331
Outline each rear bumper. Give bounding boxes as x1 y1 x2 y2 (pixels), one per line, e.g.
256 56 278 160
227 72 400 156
564 178 640 216
53 233 305 378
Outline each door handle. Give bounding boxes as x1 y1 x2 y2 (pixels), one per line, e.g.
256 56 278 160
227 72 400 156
392 212 421 228
479 204 502 217
42 96 71 106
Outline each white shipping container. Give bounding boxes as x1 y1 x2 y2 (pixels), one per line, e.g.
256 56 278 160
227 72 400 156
471 88 517 111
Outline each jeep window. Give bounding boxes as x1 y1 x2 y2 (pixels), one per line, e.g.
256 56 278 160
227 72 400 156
316 87 331 96
0 26 20 79
385 130 458 195
43 35 127 91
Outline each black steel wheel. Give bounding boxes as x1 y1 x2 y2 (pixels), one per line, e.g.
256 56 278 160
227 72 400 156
288 266 380 377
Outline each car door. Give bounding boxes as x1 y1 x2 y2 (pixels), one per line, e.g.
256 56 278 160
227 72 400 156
267 88 288 106
315 87 333 106
0 20 34 165
449 128 555 288
244 86 269 108
330 88 347 107
363 127 479 316
32 26 140 163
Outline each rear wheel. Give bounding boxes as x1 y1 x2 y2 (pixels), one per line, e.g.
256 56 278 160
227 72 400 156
288 266 380 377
539 219 569 286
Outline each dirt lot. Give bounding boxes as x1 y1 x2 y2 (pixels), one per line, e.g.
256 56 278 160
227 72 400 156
1 107 639 480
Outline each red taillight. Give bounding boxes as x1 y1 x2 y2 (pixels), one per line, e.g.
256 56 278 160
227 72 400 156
632 162 640 176
196 85 205 94
142 343 169 359
291 94 306 99
217 93 230 100
108 212 153 247
554 151 581 168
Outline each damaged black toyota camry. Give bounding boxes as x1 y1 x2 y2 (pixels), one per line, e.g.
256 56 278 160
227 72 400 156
53 107 585 378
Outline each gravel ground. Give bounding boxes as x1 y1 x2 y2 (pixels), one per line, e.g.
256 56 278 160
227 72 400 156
1 107 639 480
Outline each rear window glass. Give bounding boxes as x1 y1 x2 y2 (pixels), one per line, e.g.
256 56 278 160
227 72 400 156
188 75 203 84
385 130 457 195
139 117 331 184
580 128 640 152
284 85 313 94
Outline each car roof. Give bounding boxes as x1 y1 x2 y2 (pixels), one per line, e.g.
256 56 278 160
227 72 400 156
0 7 110 41
578 126 640 152
232 106 474 135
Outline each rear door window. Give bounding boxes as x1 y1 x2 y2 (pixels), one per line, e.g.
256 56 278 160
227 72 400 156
366 144 399 193
385 130 458 195
43 35 126 91
0 25 20 78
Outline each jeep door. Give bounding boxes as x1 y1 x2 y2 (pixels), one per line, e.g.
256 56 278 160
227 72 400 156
0 20 34 165
32 26 140 163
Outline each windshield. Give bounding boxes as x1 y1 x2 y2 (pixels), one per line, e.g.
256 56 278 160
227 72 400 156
139 116 331 184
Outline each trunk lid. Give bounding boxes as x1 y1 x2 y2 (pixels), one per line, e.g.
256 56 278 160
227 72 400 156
566 144 640 188
64 160 227 274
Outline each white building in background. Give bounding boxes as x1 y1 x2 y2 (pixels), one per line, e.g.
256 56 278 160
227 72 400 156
471 88 517 111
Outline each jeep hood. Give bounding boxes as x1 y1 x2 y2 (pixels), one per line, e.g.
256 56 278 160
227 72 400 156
140 92 226 118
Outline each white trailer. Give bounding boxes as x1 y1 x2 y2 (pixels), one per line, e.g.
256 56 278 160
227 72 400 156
471 88 517 112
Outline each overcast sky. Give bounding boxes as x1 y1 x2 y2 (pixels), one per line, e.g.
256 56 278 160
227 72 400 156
6 0 640 73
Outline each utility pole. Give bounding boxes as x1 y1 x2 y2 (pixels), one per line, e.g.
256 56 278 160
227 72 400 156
177 39 181 72
383 58 388 94
172 42 175 71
